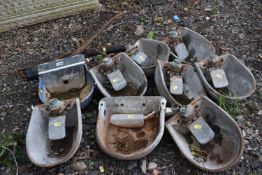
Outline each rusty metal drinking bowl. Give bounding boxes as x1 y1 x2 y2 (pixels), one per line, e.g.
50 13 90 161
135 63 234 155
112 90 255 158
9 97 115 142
130 38 170 76
177 27 216 62
194 54 256 102
155 60 205 106
26 98 82 167
38 55 95 109
96 96 166 160
90 53 148 97
166 96 244 172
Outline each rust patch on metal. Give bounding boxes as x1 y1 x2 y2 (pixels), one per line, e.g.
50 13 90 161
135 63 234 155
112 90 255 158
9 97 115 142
167 97 243 171
199 57 225 71
106 113 159 154
94 57 145 96
162 62 192 104
47 83 90 101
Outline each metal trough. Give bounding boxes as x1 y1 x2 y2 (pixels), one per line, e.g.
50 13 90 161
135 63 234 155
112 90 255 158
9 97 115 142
166 96 244 172
38 55 95 109
155 60 205 106
96 96 166 160
176 27 216 62
128 38 170 76
26 98 82 167
194 54 256 102
90 53 148 97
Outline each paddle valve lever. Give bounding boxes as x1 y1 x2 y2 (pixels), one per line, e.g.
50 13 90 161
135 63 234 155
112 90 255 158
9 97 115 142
110 111 156 128
107 69 127 91
48 98 66 140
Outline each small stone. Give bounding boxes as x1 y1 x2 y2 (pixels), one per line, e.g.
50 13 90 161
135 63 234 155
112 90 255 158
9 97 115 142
71 161 87 171
128 161 137 170
166 19 173 24
258 110 262 115
148 162 157 170
135 25 144 36
141 159 147 174
244 139 249 145
206 16 210 21
0 112 7 117
236 115 245 123
204 7 212 12
239 34 245 39
259 155 262 162
251 161 260 169
169 31 178 38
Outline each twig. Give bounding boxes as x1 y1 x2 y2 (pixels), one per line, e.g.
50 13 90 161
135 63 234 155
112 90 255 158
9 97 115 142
1 146 18 175
73 11 127 55
144 111 156 119
105 22 124 31
170 51 193 65
56 11 127 60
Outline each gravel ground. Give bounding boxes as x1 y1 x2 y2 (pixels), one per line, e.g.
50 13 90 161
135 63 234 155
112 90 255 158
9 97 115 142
0 0 262 174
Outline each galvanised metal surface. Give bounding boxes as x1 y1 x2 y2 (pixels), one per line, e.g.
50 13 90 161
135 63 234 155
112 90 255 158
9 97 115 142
166 96 244 172
26 98 83 167
194 54 256 103
155 60 206 106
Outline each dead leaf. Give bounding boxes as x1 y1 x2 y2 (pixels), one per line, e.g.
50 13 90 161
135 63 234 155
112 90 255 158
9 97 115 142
152 168 160 175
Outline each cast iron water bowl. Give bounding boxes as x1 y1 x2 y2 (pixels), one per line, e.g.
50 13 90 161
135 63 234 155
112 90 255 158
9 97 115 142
26 98 82 167
165 96 244 172
155 60 206 106
194 54 256 102
90 53 148 97
38 55 95 109
176 27 216 62
129 38 170 76
96 96 166 160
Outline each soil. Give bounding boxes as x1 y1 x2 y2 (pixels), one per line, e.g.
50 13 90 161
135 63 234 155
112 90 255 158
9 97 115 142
107 114 159 155
0 0 262 174
50 84 90 101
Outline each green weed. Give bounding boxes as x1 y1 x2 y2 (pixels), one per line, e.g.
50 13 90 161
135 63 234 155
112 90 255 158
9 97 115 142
0 133 24 169
257 89 262 101
139 17 150 25
250 171 261 175
218 96 240 117
146 31 155 39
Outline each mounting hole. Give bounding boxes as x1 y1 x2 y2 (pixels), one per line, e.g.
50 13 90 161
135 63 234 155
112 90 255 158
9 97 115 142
63 80 69 84
142 103 146 107
120 103 124 107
